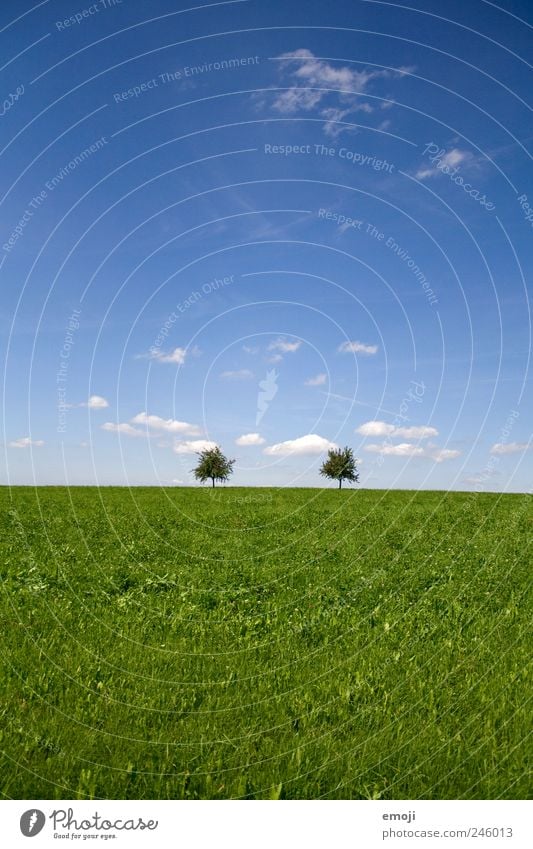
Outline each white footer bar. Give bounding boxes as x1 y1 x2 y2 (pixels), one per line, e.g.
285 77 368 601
3 799 531 848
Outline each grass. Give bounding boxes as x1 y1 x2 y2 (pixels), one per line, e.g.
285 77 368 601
0 485 531 800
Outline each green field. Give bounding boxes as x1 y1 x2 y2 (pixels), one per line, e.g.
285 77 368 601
1 486 531 800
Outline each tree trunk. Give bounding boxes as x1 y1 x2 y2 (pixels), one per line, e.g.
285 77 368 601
338 478 342 489
212 478 215 488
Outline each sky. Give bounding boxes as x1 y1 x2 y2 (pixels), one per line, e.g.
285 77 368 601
0 0 531 490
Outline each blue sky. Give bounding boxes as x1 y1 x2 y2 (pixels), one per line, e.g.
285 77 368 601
1 0 531 490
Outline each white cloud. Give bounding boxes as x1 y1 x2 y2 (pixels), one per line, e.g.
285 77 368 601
9 437 44 448
356 420 438 439
272 49 412 133
148 347 187 365
242 344 259 354
264 433 337 456
490 441 532 455
173 439 218 454
101 422 145 438
131 412 200 435
365 442 425 457
399 425 439 439
463 469 500 485
305 373 327 387
463 475 485 485
282 49 359 88
273 86 323 114
321 103 374 138
268 337 302 354
236 432 265 446
357 421 395 437
87 395 109 409
429 448 461 463
415 168 436 180
416 148 472 180
220 369 254 380
67 395 109 409
441 149 469 168
364 441 460 461
338 340 378 355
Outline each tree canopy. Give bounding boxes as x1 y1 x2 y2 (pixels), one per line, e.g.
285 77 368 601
319 446 359 489
192 446 235 488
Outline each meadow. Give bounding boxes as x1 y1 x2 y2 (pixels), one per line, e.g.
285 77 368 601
0 485 530 800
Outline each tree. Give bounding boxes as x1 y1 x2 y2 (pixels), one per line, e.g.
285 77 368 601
320 446 359 489
192 446 235 488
